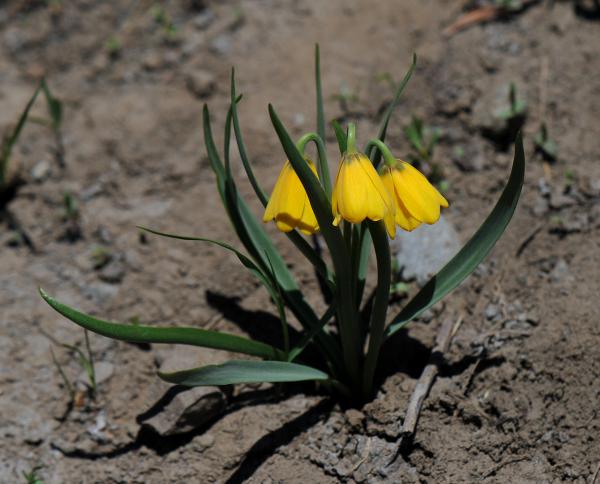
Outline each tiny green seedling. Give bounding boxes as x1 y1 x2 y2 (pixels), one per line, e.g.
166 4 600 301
496 82 527 121
105 35 122 59
22 465 44 484
534 123 557 161
151 4 178 40
47 329 97 408
60 191 82 241
90 245 112 270
404 116 441 165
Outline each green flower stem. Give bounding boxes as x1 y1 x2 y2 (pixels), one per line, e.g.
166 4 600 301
362 221 391 399
296 132 332 197
346 123 358 154
364 139 397 168
270 105 361 389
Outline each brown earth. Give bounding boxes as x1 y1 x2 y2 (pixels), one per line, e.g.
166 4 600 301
1 0 599 482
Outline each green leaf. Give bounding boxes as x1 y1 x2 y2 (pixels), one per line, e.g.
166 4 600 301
1 83 42 186
269 104 362 382
138 226 275 292
41 79 62 130
315 44 326 145
367 53 416 168
385 133 526 338
158 360 329 386
205 107 343 369
230 70 269 206
331 119 347 154
362 221 391 398
39 288 284 360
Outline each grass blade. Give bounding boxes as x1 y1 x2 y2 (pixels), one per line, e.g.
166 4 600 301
366 53 417 168
1 82 42 186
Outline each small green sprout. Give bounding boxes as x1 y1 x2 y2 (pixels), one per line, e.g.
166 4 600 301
22 465 44 484
496 82 527 121
534 123 557 161
105 35 122 59
404 116 441 165
48 330 97 407
151 4 178 40
0 85 41 195
90 245 112 270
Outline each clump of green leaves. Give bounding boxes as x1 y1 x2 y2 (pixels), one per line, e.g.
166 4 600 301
40 47 525 405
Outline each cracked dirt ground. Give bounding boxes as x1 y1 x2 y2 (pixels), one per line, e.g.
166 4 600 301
1 1 599 482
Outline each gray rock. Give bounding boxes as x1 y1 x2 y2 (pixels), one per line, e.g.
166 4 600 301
210 34 232 55
185 69 216 99
550 258 571 283
30 159 52 182
391 215 461 285
141 386 227 436
98 259 125 284
193 9 215 29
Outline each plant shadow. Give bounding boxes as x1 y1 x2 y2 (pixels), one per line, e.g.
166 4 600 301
51 384 335 483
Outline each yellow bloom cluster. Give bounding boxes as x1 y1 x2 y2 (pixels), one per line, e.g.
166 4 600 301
263 150 448 238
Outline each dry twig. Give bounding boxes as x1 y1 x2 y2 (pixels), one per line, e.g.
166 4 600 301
388 316 463 464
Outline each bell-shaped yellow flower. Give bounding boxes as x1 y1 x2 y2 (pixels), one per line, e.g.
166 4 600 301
380 161 449 232
332 152 396 238
263 159 319 234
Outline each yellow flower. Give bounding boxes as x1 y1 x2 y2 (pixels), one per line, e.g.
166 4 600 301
380 161 449 232
332 152 396 238
263 159 319 234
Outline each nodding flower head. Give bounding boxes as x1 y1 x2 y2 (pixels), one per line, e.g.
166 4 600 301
263 159 319 235
332 151 395 238
380 161 448 232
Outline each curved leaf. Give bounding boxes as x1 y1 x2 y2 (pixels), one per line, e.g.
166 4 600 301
158 360 329 386
138 226 273 287
39 288 283 360
385 134 525 338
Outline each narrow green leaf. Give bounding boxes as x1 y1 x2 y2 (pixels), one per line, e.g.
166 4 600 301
138 226 274 290
41 79 62 129
331 119 347 154
367 53 417 168
361 221 391 398
204 103 342 371
385 134 526 338
230 70 269 206
1 83 42 185
315 44 326 143
269 104 362 382
159 360 329 386
39 288 284 360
